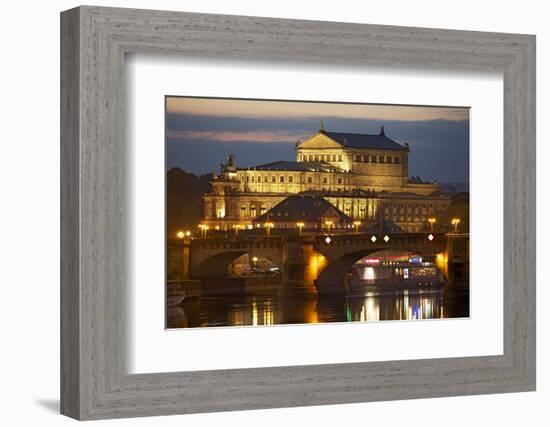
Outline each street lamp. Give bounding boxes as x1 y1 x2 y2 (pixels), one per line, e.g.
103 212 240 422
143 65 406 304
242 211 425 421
451 218 461 233
353 221 361 233
233 224 242 237
176 231 185 239
265 222 274 237
428 217 436 233
296 222 305 236
325 220 333 233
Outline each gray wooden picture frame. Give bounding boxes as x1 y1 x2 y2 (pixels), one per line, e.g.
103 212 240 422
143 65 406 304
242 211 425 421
60 5 536 420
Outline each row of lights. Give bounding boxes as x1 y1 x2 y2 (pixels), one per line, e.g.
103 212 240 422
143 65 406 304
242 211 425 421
176 217 462 239
324 234 391 245
428 217 461 233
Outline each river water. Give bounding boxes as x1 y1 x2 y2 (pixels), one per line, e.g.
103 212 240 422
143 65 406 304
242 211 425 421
167 286 469 329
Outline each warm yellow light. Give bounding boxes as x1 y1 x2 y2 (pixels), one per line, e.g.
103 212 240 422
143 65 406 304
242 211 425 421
265 222 274 228
296 222 305 228
383 235 390 242
370 235 377 243
325 220 333 226
428 218 436 224
185 230 191 237
252 256 258 263
307 253 327 281
353 221 361 226
176 231 185 239
451 218 461 225
428 233 434 241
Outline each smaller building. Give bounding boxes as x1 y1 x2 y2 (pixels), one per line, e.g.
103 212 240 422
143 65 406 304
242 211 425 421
252 195 353 231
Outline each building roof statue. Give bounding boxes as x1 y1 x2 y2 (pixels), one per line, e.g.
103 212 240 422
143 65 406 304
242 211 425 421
220 154 237 173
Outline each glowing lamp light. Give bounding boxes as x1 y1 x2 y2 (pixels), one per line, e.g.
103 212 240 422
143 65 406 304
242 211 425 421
176 231 185 239
428 233 434 241
383 235 390 242
252 256 259 263
324 236 332 244
451 218 461 232
370 235 377 243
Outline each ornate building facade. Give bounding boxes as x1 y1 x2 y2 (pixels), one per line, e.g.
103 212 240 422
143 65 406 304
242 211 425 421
203 125 451 232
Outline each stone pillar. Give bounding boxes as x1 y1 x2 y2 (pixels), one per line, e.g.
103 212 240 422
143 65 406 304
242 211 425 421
444 233 470 284
279 236 317 295
181 239 191 279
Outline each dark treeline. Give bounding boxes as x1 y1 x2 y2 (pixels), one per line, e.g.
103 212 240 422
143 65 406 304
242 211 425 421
166 168 212 239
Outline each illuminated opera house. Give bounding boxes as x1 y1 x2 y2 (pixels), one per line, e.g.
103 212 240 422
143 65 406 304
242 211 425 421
202 124 451 233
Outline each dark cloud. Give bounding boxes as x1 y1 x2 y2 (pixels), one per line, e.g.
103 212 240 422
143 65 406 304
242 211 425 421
166 113 469 183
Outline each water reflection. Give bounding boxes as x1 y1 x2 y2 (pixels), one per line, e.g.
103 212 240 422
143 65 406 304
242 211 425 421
167 287 469 329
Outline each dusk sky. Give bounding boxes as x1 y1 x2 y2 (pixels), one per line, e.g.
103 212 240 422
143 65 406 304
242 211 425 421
166 97 470 183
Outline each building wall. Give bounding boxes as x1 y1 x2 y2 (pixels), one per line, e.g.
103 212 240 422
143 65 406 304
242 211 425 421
234 169 352 194
204 190 450 233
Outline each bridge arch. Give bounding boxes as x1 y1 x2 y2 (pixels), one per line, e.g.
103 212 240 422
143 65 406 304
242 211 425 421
192 251 280 277
315 248 417 294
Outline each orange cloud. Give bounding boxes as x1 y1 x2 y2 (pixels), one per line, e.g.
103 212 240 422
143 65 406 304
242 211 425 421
166 97 469 122
166 130 309 143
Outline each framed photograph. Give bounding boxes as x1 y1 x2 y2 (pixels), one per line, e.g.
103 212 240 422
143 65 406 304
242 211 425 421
61 6 536 420
165 96 471 329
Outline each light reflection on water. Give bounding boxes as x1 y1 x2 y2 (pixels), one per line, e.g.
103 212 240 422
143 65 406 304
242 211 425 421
167 287 469 329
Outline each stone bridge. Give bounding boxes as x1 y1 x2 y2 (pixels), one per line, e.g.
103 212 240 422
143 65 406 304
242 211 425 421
168 232 468 294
